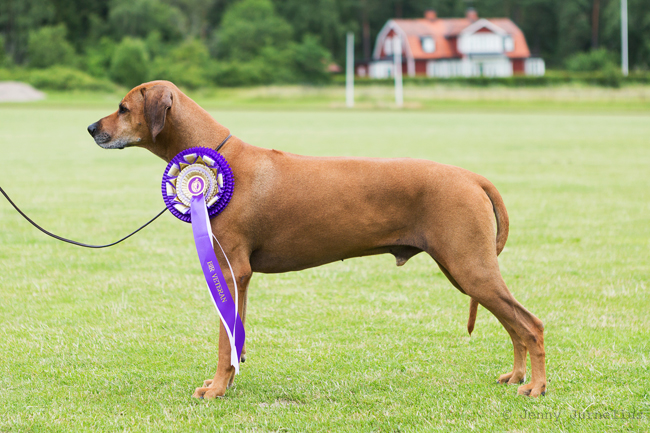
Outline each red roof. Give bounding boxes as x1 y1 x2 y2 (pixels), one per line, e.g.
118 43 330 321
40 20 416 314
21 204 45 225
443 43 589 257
377 15 531 60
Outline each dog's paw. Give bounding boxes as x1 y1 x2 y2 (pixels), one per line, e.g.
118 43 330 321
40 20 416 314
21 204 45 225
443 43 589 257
192 386 226 400
497 371 525 385
517 382 546 397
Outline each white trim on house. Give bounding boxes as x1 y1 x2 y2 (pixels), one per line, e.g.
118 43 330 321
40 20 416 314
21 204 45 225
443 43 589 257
372 20 416 77
525 58 545 76
427 60 465 78
369 60 394 79
427 56 512 78
458 19 510 55
459 19 507 36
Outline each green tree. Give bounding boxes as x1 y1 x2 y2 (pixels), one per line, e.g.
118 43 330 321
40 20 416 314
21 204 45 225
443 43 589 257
271 0 350 65
291 34 331 84
565 47 617 71
150 38 213 89
84 36 116 78
108 0 186 42
27 24 76 68
167 0 218 39
0 0 55 64
0 35 7 66
109 37 149 88
214 0 293 61
602 0 650 69
49 0 108 50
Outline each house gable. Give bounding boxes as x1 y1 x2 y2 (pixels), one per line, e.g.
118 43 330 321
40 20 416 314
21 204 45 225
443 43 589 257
458 19 510 55
373 20 412 60
372 20 416 76
460 19 507 37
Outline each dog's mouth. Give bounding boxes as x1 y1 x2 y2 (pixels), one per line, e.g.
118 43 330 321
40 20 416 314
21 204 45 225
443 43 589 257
94 132 111 145
95 134 129 150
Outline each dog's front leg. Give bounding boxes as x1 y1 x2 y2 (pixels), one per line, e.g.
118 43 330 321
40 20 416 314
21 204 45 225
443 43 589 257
192 260 252 399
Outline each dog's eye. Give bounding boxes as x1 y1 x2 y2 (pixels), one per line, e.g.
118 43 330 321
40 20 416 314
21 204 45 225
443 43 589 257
118 104 128 114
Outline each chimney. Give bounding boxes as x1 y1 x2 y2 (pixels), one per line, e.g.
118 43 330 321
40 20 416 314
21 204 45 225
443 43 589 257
424 9 437 21
466 7 478 22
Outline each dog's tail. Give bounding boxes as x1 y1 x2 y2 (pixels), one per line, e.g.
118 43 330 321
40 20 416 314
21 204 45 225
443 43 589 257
467 176 510 335
480 176 510 256
468 298 478 335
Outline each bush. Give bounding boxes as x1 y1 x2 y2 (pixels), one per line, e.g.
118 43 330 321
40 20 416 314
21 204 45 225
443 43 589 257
214 0 293 61
0 67 19 81
291 35 331 84
209 0 331 86
84 37 117 78
597 65 623 88
150 39 213 89
0 35 9 67
26 66 116 91
212 48 296 87
145 31 167 59
109 0 185 42
330 70 645 88
109 37 149 88
27 24 77 69
565 48 617 72
211 61 268 87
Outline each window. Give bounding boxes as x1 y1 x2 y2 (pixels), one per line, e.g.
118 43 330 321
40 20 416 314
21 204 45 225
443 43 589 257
421 36 435 53
384 37 393 55
504 36 514 52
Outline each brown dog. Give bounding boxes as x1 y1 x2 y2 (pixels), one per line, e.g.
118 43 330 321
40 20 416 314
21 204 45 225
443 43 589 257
88 81 546 398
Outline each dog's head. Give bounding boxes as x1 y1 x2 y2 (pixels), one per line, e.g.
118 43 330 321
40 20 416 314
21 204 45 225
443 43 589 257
88 80 177 152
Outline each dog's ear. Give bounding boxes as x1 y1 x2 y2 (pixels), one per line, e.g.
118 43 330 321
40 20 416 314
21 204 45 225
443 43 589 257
142 85 173 143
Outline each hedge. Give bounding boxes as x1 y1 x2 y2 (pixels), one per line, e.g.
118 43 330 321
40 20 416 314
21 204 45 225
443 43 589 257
333 70 650 88
0 67 116 92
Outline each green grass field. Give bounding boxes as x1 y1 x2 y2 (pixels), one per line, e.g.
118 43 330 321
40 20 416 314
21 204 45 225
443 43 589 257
0 88 649 432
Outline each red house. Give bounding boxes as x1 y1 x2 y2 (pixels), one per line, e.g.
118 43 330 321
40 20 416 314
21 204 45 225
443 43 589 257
360 8 544 79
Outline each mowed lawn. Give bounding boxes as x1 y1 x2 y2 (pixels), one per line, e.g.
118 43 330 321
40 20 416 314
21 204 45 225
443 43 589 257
0 97 648 432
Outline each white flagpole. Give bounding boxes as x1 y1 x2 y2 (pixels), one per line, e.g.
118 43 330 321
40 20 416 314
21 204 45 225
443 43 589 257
346 32 355 108
393 36 403 107
621 0 629 76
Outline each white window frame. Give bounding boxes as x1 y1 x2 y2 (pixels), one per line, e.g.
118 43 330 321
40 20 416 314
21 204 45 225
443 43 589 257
421 36 435 53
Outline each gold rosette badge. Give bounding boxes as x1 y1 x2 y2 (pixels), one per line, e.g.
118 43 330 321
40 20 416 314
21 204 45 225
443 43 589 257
162 147 233 223
165 153 223 215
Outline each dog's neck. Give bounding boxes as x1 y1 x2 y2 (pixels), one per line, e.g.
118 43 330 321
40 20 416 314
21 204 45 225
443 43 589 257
149 91 233 163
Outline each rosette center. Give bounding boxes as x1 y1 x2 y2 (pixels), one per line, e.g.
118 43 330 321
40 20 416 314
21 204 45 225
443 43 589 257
177 164 217 206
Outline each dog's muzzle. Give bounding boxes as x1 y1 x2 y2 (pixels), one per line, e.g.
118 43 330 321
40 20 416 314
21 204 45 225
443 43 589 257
93 132 113 146
88 121 118 148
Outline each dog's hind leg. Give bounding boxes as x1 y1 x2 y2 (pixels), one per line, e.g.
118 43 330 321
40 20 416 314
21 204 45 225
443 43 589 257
495 320 528 385
440 254 546 396
434 259 527 385
193 259 253 399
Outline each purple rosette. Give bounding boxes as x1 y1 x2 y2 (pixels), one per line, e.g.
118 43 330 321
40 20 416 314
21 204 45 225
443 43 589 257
161 147 234 223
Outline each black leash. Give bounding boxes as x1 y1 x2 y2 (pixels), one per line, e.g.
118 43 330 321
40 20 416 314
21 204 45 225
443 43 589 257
0 134 233 249
0 185 167 248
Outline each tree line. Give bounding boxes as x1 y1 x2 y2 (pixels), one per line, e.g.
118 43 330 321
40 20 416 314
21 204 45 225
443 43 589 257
1 0 648 88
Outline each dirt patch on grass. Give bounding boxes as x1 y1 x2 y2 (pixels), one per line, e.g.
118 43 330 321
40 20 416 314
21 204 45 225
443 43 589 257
0 81 45 102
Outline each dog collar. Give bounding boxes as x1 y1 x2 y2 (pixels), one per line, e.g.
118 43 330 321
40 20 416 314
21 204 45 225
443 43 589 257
215 133 232 153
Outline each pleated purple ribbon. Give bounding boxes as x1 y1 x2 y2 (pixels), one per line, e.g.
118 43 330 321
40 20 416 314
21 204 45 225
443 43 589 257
190 190 245 373
161 147 243 373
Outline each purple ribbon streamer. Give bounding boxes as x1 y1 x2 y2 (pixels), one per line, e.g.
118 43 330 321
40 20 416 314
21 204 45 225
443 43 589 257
190 194 245 373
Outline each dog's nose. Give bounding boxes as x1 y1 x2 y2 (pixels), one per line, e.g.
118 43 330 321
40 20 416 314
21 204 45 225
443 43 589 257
87 122 98 137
